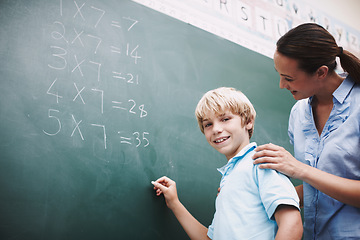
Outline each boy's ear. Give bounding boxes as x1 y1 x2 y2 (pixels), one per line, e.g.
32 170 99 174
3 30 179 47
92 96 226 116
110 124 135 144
245 118 254 130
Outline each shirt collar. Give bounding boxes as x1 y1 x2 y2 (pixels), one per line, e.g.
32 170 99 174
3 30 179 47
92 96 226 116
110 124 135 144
217 142 257 176
333 75 355 104
308 74 354 105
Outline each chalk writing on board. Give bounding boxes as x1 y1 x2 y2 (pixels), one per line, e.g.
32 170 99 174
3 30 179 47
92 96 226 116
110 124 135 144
119 131 150 147
46 78 63 103
43 109 62 136
43 0 149 150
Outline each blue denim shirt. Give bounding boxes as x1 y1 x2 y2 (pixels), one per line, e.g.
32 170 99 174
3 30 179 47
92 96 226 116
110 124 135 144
288 75 360 239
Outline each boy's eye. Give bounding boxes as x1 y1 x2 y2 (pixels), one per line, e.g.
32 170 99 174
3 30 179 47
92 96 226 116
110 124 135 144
203 122 212 128
222 117 230 122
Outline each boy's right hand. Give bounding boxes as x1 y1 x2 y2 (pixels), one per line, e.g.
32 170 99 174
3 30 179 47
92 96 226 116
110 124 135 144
152 176 180 210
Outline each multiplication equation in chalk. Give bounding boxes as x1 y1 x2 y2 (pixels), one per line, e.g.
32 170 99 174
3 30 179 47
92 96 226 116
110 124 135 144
42 0 150 150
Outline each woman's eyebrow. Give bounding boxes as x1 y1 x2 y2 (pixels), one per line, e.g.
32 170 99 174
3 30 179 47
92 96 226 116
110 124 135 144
280 73 293 78
274 67 293 78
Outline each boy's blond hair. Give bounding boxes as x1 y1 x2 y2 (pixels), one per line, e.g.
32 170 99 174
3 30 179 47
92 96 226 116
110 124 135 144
195 87 256 138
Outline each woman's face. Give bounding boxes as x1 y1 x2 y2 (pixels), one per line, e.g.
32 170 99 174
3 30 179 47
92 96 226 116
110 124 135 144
273 50 320 100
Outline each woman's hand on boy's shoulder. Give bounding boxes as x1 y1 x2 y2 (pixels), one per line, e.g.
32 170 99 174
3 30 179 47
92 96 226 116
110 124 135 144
252 143 306 179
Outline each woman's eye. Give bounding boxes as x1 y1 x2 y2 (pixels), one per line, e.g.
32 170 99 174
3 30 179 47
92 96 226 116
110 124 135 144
285 77 294 82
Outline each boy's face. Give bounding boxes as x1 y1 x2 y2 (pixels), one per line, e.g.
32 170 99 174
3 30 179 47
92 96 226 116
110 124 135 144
202 110 253 160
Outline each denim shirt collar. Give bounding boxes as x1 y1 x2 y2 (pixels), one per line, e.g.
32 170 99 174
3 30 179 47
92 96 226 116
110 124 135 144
308 74 354 105
332 75 355 104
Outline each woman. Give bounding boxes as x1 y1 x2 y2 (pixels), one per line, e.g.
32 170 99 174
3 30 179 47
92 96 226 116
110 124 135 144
253 23 360 239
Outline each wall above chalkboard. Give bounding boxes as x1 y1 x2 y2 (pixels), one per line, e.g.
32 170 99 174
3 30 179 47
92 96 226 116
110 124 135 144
133 0 360 59
0 0 295 239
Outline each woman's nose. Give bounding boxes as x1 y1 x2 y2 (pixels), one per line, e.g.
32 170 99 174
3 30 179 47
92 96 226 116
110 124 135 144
279 78 287 89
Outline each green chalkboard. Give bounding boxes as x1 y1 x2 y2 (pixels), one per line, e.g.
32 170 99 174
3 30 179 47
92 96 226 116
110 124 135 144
0 0 296 239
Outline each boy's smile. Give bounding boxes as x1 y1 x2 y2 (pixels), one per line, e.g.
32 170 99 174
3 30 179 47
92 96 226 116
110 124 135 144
202 111 253 160
214 136 230 143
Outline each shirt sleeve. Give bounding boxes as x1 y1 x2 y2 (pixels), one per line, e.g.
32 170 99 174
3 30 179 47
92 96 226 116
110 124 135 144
207 221 214 239
288 102 299 145
255 166 300 220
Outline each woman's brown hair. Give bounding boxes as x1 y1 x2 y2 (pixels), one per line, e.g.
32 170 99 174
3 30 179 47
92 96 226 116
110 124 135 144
277 23 360 84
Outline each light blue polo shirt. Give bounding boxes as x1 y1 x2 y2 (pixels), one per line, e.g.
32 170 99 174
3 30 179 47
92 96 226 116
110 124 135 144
207 142 299 240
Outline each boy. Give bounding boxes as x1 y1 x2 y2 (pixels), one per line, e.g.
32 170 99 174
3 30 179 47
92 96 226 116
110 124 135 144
152 87 302 240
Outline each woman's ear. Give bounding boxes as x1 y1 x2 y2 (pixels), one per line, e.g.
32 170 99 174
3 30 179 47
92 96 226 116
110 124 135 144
316 65 329 80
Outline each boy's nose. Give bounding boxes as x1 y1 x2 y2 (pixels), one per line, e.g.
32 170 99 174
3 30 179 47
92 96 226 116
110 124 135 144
212 122 223 133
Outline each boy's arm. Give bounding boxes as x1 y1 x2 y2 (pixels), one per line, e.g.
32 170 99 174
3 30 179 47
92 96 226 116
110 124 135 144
295 185 303 208
152 176 210 240
274 204 303 240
